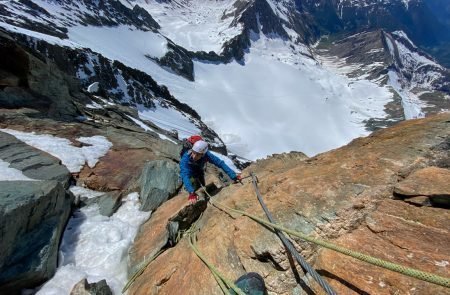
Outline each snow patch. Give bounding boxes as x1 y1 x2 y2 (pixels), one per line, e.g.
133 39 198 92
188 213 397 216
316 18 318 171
87 82 100 93
387 70 425 119
0 129 112 173
69 186 105 199
126 114 177 143
210 151 241 173
133 0 242 52
0 159 38 181
86 101 103 109
36 192 150 294
137 104 201 139
68 25 168 60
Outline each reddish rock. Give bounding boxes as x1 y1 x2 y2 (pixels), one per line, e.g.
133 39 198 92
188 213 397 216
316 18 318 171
129 194 188 269
78 149 156 191
130 114 450 294
315 199 450 294
394 166 450 197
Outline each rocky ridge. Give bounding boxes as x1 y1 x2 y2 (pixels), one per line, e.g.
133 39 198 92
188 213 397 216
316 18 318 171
128 113 450 295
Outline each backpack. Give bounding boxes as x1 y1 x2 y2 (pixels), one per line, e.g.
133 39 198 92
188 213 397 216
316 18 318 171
180 135 203 157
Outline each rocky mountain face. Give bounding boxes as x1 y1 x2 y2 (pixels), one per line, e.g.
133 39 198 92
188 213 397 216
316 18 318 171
0 28 232 292
128 113 450 295
0 0 159 39
1 0 448 124
315 29 450 128
0 27 225 147
219 0 450 62
301 0 450 47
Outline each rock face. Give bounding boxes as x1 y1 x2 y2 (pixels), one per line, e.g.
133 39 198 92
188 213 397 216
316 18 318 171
394 166 450 208
0 131 71 187
394 166 450 197
139 159 181 212
70 278 112 295
0 181 73 293
302 0 450 47
129 113 450 295
0 31 83 121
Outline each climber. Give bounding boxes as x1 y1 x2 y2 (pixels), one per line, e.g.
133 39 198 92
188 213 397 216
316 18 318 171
180 139 241 203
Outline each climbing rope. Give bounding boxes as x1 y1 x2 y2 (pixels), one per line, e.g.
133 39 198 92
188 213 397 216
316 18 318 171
122 249 164 293
123 173 449 294
186 214 246 295
250 173 336 295
208 195 450 288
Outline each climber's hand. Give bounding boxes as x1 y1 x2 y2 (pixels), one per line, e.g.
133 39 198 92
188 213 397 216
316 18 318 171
188 193 199 204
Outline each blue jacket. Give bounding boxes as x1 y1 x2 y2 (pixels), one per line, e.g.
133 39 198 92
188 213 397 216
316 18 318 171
180 151 237 193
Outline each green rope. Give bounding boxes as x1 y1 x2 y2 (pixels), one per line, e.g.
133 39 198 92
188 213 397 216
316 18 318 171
212 201 450 288
122 249 164 293
188 232 245 295
186 214 246 295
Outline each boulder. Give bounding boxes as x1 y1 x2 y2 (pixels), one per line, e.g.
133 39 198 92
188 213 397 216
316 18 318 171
80 190 122 217
0 131 72 188
70 278 112 295
0 33 81 120
139 159 181 212
0 180 73 293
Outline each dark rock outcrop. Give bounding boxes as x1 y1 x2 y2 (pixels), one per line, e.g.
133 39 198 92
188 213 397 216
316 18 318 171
80 190 122 217
139 159 181 212
70 278 112 295
150 41 195 81
0 31 83 121
0 180 73 293
0 131 72 188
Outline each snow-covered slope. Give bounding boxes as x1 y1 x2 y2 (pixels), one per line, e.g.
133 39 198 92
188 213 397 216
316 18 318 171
315 29 450 121
0 0 448 160
120 0 243 53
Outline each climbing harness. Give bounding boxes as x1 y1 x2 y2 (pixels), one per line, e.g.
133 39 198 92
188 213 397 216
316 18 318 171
249 173 336 295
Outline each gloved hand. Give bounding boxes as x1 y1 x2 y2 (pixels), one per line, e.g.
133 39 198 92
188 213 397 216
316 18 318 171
188 192 198 204
235 174 242 183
